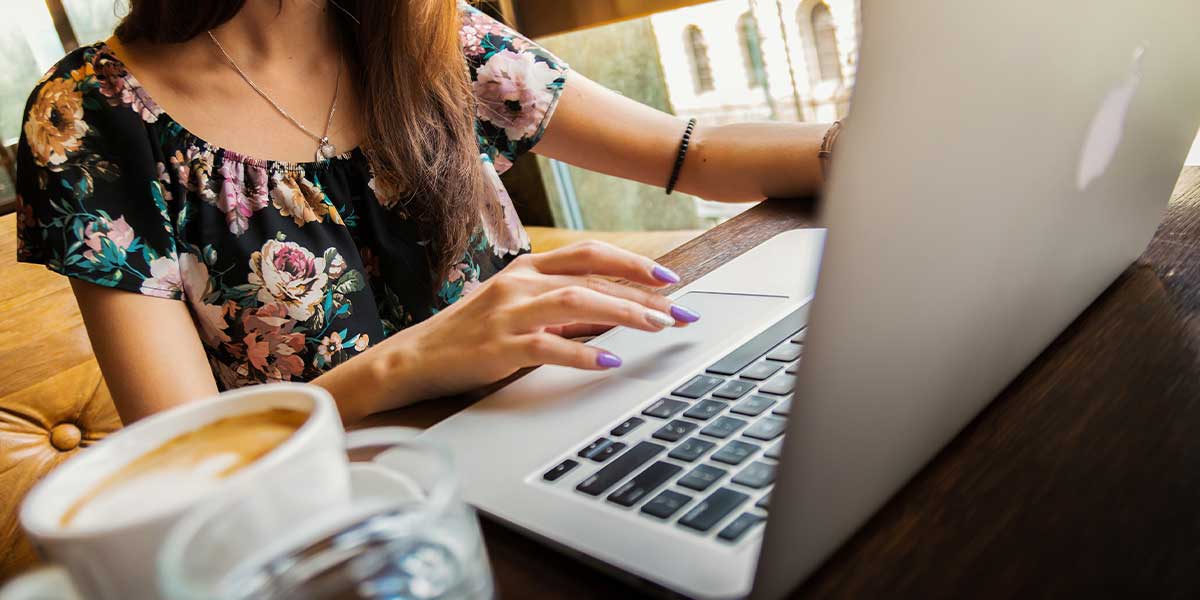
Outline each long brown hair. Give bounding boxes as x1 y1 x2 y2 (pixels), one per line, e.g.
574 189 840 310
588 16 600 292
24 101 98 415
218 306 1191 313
116 0 484 285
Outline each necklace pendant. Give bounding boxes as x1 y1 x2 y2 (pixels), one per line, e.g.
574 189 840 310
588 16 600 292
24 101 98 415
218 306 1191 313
317 137 337 161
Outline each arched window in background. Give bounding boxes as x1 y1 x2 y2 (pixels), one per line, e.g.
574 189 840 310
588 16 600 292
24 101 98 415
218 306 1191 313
810 2 842 84
737 12 767 89
683 25 715 93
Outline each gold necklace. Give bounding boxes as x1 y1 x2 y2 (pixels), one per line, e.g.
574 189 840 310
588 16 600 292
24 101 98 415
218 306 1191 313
207 31 341 162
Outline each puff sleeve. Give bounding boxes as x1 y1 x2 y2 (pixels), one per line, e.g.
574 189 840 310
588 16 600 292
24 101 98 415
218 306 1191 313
15 49 182 300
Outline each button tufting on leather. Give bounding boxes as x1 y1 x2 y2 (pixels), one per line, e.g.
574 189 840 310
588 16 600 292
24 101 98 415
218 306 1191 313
49 423 83 452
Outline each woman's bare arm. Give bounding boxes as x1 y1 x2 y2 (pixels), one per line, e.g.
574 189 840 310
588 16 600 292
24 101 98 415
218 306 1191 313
73 280 394 424
71 280 220 423
535 73 831 202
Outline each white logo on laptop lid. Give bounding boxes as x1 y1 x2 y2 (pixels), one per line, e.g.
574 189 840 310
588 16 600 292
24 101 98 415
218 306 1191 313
1077 45 1147 191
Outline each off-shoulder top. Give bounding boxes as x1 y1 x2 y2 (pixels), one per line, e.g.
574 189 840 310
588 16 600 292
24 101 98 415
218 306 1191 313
15 5 569 388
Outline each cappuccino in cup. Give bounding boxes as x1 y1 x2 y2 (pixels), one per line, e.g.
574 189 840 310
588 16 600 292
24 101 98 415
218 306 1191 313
15 384 352 600
60 408 310 530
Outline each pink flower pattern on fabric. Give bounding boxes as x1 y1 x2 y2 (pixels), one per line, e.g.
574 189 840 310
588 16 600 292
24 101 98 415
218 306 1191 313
216 157 270 235
180 253 231 347
478 156 530 257
81 216 134 262
141 254 181 298
248 239 329 322
473 49 563 141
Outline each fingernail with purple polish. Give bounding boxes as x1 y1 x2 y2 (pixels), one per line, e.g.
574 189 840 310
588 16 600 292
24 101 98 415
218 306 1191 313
651 264 680 284
597 351 623 369
670 304 701 323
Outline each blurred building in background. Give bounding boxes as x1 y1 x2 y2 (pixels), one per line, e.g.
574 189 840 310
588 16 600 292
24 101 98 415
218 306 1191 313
534 0 859 229
651 0 858 125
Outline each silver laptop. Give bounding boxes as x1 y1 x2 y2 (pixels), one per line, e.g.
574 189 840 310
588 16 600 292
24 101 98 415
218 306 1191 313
414 1 1200 597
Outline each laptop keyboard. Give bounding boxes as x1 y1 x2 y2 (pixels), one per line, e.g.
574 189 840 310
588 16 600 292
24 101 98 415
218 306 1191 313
538 304 808 545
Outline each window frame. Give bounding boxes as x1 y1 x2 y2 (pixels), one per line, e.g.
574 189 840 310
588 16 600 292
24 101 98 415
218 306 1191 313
1 0 82 214
809 2 843 85
737 11 768 89
683 24 715 94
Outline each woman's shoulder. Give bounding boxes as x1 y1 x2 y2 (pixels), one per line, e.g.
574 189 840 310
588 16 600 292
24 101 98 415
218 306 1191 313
456 3 569 166
21 40 165 174
455 2 564 67
24 40 161 138
16 42 179 297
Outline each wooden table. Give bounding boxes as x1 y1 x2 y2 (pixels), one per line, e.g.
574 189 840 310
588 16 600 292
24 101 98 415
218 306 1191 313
368 166 1200 599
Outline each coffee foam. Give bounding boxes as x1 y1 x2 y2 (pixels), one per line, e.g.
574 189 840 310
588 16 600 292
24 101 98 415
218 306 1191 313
61 408 309 530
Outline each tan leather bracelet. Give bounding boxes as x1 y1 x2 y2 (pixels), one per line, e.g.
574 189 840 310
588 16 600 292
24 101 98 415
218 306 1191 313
818 120 844 181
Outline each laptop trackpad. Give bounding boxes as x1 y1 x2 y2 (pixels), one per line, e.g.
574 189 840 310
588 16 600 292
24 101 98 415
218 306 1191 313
599 291 790 383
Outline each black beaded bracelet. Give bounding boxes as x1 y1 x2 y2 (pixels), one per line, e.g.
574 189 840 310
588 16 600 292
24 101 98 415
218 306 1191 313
665 117 697 195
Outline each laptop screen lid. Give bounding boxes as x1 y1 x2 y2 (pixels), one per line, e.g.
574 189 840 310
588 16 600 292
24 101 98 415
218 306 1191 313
754 0 1200 597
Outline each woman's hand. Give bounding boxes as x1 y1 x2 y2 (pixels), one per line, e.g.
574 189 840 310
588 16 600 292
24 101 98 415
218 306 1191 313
374 241 702 405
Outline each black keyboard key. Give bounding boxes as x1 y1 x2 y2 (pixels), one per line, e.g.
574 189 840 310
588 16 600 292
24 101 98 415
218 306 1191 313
610 417 645 437
766 343 802 362
543 459 578 482
576 441 665 496
744 417 787 441
740 362 782 381
791 328 807 343
732 461 776 489
713 380 755 400
643 398 688 419
731 395 776 417
712 440 760 465
668 437 716 462
683 399 725 421
608 461 682 507
578 438 611 459
679 488 749 532
756 492 771 510
701 416 748 439
759 374 796 396
771 398 792 416
653 420 697 442
785 361 800 375
673 375 725 399
765 441 783 460
718 512 764 542
641 490 692 519
677 464 727 491
591 441 626 462
706 306 809 376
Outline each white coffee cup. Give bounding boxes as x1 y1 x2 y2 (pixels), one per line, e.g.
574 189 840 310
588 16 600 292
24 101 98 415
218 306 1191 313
11 383 352 600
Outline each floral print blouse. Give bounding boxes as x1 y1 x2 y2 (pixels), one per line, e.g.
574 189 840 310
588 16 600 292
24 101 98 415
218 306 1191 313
15 4 569 389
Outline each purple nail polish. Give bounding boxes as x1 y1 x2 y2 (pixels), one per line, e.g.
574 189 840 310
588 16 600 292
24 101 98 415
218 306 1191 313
670 304 701 323
597 351 623 368
652 265 680 284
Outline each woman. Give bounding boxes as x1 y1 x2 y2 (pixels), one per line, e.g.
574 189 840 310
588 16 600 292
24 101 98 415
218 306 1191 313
15 0 833 424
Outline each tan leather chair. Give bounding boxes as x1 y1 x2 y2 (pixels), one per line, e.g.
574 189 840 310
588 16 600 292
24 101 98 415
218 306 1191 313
0 213 696 580
0 214 123 580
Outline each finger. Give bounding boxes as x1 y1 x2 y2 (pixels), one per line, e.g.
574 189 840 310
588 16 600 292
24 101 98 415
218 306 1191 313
513 333 623 371
574 275 696 326
526 241 679 287
503 274 699 327
546 323 614 339
508 286 676 333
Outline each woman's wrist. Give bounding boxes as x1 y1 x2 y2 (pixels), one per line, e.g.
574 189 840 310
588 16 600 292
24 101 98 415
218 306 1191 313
312 332 427 424
367 331 428 409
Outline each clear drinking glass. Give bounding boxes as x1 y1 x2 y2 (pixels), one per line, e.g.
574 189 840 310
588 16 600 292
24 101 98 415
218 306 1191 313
157 427 493 600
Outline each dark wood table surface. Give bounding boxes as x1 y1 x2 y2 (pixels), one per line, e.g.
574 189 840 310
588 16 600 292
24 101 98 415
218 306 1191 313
367 166 1200 599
